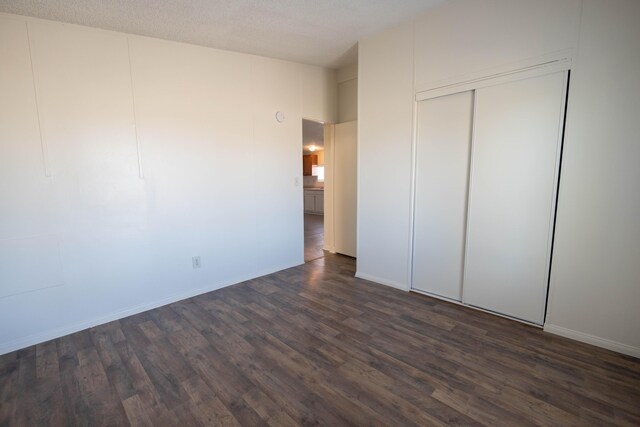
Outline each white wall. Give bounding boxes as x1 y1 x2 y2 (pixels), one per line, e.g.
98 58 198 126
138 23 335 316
0 13 336 355
357 23 414 289
301 65 337 123
337 62 358 123
413 0 581 91
357 0 640 356
545 0 640 355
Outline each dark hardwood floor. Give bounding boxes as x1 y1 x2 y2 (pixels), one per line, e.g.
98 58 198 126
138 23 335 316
1 254 639 426
304 213 324 262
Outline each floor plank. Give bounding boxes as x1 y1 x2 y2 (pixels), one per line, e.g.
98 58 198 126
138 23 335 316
304 213 324 262
1 254 639 426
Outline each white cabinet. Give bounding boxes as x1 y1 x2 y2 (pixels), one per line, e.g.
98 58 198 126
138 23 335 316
304 190 324 214
304 192 316 211
315 193 324 213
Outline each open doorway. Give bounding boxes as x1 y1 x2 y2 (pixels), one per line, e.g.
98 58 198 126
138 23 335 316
302 119 326 262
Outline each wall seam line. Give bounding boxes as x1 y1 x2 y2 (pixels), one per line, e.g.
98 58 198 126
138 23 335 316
126 37 144 179
25 21 51 178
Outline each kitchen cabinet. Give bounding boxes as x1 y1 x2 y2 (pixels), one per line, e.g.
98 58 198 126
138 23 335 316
304 189 324 214
304 192 316 211
303 154 318 176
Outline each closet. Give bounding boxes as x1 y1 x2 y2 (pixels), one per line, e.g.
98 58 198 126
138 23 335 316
412 70 567 325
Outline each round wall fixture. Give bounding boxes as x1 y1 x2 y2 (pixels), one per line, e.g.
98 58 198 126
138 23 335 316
275 111 285 123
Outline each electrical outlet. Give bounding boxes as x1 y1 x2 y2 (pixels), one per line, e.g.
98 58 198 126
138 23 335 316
192 256 201 269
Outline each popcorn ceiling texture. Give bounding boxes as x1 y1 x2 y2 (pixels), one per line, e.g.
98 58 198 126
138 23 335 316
0 0 443 68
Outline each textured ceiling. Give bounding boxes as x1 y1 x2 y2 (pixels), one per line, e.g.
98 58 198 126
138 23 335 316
0 0 444 68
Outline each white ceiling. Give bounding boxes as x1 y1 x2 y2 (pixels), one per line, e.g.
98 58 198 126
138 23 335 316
303 119 324 151
0 0 444 68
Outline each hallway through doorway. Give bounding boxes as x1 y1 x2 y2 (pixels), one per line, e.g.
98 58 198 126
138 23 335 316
304 214 324 262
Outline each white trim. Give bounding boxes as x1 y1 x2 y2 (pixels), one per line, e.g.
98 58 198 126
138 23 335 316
544 324 640 359
355 272 410 291
412 288 542 328
254 261 302 279
0 261 301 356
325 123 336 258
1 283 229 355
411 287 461 304
415 49 573 96
416 57 572 102
330 123 335 252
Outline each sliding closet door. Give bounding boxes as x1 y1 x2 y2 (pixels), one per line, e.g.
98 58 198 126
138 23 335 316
463 72 566 324
412 91 473 300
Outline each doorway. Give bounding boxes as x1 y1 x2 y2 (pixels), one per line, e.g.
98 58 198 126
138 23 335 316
302 118 326 262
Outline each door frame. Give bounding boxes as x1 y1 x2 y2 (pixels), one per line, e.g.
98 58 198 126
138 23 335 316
301 117 333 263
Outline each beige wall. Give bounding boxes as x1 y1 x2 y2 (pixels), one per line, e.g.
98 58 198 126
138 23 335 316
338 79 358 123
337 63 358 123
545 0 640 355
358 23 415 290
357 0 640 356
301 66 337 124
0 12 336 354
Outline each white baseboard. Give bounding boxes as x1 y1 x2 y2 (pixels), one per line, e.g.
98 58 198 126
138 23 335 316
355 271 409 291
0 262 301 356
354 275 639 359
254 261 302 278
544 324 640 358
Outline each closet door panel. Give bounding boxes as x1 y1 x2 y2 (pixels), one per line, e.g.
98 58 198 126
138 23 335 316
412 91 473 300
463 72 566 324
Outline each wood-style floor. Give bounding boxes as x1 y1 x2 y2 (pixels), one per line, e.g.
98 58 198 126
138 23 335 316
304 213 324 262
1 254 639 426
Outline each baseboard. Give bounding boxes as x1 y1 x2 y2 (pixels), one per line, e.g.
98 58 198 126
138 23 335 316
355 271 409 291
544 324 640 358
254 261 302 278
0 261 301 356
